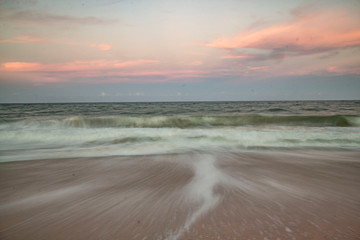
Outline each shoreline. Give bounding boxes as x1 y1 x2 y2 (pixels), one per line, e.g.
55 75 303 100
1 151 360 239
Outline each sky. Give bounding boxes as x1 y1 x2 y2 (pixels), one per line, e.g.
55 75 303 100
0 0 359 102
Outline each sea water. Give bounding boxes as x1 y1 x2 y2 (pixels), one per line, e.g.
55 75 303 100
0 101 359 162
1 101 360 240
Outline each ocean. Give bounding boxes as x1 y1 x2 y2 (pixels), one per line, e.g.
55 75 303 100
0 100 359 162
1 101 360 240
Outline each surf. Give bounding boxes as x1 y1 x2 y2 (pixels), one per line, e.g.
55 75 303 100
1 114 359 129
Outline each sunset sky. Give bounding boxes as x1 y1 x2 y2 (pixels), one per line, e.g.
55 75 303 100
0 0 359 102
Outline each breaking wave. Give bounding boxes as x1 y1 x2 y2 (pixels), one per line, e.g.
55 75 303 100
1 111 360 162
3 114 359 129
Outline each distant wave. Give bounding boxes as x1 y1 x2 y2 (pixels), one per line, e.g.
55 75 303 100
2 114 359 129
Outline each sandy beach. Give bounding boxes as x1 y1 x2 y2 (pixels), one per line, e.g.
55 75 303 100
1 151 360 240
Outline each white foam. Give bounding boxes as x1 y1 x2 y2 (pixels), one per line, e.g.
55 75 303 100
168 155 222 240
1 124 360 162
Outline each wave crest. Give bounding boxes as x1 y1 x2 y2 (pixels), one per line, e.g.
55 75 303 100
49 115 359 128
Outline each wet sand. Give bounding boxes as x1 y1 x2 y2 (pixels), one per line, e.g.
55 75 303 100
1 151 360 239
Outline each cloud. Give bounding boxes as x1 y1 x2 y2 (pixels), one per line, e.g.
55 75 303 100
0 35 49 43
246 66 268 71
0 59 165 83
1 62 42 71
220 55 254 60
0 59 159 72
187 51 209 56
3 10 117 26
326 66 360 75
0 59 218 83
188 61 203 66
0 34 114 54
207 7 360 59
90 43 112 51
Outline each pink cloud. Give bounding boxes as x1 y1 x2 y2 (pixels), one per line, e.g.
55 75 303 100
208 8 360 52
327 66 360 75
0 59 171 83
90 43 112 51
187 51 209 56
0 59 215 83
0 35 116 55
0 59 159 73
220 55 254 59
188 61 203 66
246 66 268 71
1 62 42 71
0 35 48 44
